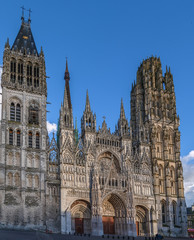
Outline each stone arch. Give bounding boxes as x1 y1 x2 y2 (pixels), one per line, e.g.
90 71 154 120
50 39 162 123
135 205 150 236
70 200 91 234
98 150 121 174
102 193 127 235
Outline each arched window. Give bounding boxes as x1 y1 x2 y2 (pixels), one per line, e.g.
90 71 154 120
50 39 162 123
10 102 15 121
18 61 23 84
16 103 21 122
28 175 32 188
8 172 13 185
28 131 33 148
34 175 39 188
172 202 176 225
9 129 13 145
36 132 40 149
10 59 16 83
16 130 21 146
27 62 32 86
161 201 166 224
34 64 39 88
29 106 39 124
15 173 20 187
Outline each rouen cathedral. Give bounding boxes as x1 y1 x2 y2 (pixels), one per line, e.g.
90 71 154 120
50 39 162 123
0 16 188 237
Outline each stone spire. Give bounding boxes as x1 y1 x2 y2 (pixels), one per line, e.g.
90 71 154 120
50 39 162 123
85 90 91 112
117 99 129 137
61 59 73 129
81 90 96 136
120 98 126 119
63 59 72 110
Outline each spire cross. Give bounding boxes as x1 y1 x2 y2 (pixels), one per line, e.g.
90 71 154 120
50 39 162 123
21 6 25 19
28 8 32 20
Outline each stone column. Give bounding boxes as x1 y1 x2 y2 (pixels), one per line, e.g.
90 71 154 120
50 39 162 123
91 215 103 236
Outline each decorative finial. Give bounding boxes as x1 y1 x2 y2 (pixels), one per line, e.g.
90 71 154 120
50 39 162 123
103 116 106 121
21 6 25 21
28 8 32 23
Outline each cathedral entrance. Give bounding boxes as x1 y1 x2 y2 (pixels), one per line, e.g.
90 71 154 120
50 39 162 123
102 216 115 234
71 200 91 234
135 205 149 236
102 194 127 235
75 218 84 234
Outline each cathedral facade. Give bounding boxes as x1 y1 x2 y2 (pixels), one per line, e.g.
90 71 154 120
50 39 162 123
0 17 187 237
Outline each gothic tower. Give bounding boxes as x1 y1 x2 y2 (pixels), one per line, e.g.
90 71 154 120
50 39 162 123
0 16 47 229
130 56 187 236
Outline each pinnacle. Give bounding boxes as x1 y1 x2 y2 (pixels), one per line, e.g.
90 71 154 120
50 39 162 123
120 98 126 119
85 90 91 112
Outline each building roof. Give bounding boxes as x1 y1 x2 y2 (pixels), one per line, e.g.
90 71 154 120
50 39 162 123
11 19 38 56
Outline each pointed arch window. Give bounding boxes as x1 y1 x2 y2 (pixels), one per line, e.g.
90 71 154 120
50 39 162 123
172 202 176 225
10 59 16 83
18 61 23 84
16 103 21 122
9 129 13 145
36 132 40 149
34 64 39 88
17 130 21 146
29 106 39 124
28 131 33 148
10 102 15 121
8 172 13 185
27 62 32 86
161 201 166 224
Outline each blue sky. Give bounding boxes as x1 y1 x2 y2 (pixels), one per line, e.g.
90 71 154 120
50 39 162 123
0 0 194 206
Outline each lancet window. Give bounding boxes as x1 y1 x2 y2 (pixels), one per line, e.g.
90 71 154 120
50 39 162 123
10 58 16 83
17 130 21 146
18 61 23 84
27 62 32 86
34 64 39 88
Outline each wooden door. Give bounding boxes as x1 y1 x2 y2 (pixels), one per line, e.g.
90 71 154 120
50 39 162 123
102 216 115 234
136 221 139 236
75 218 84 234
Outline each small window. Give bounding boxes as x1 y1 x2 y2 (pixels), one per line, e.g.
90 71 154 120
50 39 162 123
10 103 15 121
18 62 23 84
10 59 16 83
36 132 40 149
162 203 166 224
28 131 33 148
9 129 13 145
34 65 39 88
29 106 39 124
16 104 21 122
27 63 32 86
17 130 21 146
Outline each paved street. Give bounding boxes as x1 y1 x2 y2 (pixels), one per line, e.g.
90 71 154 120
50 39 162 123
0 230 190 240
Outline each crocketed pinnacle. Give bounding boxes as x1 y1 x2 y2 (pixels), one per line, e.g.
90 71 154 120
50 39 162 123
120 98 126 119
85 90 91 112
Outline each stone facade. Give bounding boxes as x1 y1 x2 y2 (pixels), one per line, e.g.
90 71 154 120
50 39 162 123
0 17 187 237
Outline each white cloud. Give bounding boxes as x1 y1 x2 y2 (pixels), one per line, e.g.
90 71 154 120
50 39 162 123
47 121 57 134
181 151 194 207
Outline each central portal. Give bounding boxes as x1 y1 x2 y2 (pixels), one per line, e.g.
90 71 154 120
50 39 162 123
102 216 115 234
102 193 127 235
75 218 84 234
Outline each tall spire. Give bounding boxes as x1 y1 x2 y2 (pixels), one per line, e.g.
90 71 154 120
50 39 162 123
120 98 126 119
85 90 91 112
63 59 71 110
64 58 70 81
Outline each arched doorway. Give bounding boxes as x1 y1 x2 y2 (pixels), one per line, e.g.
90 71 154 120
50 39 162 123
71 200 91 234
102 194 127 235
135 205 149 236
